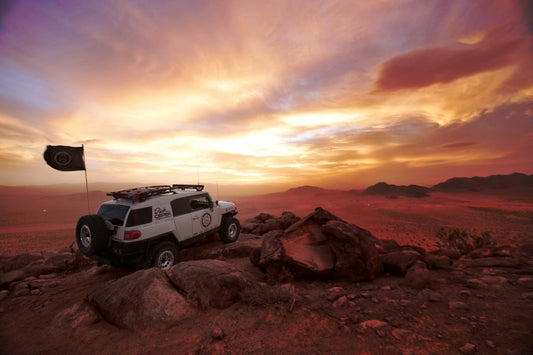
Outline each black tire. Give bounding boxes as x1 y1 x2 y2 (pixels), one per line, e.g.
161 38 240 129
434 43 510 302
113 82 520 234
219 216 240 243
147 242 179 270
76 214 109 256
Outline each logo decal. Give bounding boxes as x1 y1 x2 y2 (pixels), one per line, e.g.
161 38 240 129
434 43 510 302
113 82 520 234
53 151 73 167
154 207 171 220
201 213 212 227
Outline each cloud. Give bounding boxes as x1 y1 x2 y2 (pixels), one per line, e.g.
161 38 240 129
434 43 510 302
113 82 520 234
442 142 476 149
374 38 523 92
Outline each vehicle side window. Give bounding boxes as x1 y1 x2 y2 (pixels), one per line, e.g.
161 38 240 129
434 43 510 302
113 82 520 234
190 195 211 210
171 198 190 217
126 207 152 227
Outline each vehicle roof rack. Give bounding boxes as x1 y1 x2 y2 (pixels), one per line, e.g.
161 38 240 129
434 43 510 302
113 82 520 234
107 185 172 202
172 184 204 191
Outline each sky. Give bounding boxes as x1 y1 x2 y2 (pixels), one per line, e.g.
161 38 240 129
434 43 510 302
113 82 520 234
1 0 532 195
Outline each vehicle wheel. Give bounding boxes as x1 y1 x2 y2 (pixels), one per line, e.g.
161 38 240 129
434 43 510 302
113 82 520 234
219 216 240 243
148 242 179 270
76 214 109 256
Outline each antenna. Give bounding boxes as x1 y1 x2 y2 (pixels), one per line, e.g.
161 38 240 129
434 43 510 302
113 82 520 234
197 166 199 185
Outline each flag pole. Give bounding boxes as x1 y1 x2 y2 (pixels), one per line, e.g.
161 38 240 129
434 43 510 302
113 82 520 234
82 144 90 214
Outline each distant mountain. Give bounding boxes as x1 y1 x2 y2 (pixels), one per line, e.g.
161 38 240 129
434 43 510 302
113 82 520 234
363 182 430 198
285 185 326 194
431 173 533 193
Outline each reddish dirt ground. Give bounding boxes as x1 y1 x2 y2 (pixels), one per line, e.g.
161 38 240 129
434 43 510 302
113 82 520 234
1 186 532 354
1 186 531 255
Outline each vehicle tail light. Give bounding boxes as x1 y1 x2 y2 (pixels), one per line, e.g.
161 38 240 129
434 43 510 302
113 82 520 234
124 230 141 240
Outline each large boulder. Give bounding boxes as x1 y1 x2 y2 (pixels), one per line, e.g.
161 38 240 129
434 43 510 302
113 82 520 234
381 249 423 276
167 259 255 309
0 251 79 289
0 253 44 272
242 212 300 235
256 207 382 281
87 268 191 330
180 234 262 261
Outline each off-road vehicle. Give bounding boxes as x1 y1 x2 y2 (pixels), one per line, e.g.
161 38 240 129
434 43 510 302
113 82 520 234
75 184 240 269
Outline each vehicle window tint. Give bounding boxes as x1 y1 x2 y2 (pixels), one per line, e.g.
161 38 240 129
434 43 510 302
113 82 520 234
171 198 190 216
126 207 152 227
190 195 211 210
97 204 130 226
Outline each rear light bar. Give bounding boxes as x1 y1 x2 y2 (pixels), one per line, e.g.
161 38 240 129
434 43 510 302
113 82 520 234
124 230 141 240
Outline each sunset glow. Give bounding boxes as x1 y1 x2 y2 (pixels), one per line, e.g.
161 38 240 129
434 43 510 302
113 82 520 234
1 0 532 194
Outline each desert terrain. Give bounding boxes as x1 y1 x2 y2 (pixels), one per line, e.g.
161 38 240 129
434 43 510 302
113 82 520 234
0 175 532 354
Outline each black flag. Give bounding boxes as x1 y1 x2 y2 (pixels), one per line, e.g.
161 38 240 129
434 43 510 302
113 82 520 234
43 145 86 171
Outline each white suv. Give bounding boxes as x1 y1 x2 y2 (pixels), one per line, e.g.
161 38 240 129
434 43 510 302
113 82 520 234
75 184 240 269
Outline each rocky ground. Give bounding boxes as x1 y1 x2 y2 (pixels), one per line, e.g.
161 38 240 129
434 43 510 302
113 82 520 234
1 208 532 355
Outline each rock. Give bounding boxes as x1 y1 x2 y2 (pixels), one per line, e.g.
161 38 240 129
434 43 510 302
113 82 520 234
405 267 432 289
249 247 262 267
332 296 350 308
181 237 262 261
326 286 345 302
516 277 533 289
480 276 508 287
0 269 26 290
518 244 533 259
449 301 469 311
52 302 100 329
418 289 442 302
167 259 254 309
376 239 400 254
459 343 477 354
493 246 513 257
242 212 299 235
28 279 58 291
43 252 75 270
0 253 44 272
9 282 30 297
260 212 300 234
392 328 417 341
381 249 422 276
459 290 472 298
359 319 388 329
521 292 533 299
466 278 487 289
222 240 262 258
424 254 452 269
322 220 383 280
211 325 225 340
256 208 382 281
248 212 275 223
0 290 9 301
431 248 462 260
459 257 517 268
468 248 493 259
88 268 190 330
241 222 261 234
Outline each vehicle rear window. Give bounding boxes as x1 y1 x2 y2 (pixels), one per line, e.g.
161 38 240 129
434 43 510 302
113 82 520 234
171 198 189 217
126 207 152 227
97 204 130 226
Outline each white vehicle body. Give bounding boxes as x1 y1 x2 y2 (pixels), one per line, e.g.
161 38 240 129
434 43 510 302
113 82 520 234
75 185 240 269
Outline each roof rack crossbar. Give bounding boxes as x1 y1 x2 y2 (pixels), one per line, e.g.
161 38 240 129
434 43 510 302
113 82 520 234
107 185 172 202
172 184 204 191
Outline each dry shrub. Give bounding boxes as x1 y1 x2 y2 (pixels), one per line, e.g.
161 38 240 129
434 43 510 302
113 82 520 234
240 284 294 307
435 228 496 255
265 264 294 285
